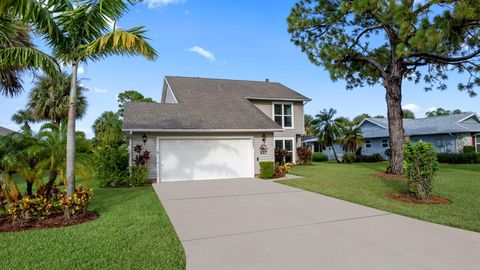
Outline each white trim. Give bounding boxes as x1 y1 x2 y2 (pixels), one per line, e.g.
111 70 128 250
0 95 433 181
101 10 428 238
274 136 296 163
272 102 294 130
156 136 255 183
163 77 178 104
357 118 387 129
458 113 479 123
123 128 284 132
245 97 311 102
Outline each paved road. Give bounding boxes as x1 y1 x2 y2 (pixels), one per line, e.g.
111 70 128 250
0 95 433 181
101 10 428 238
154 178 480 270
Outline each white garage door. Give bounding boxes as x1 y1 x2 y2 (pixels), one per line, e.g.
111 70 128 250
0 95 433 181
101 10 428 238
157 138 254 182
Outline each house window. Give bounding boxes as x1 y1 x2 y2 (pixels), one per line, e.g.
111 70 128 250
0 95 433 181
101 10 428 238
365 139 371 148
275 139 294 163
476 135 480 153
382 139 388 148
273 103 293 128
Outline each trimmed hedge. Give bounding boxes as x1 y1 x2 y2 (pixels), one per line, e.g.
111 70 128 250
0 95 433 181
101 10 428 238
437 152 480 164
355 153 384 163
312 152 328 162
342 152 356 164
259 161 275 179
463 146 476 153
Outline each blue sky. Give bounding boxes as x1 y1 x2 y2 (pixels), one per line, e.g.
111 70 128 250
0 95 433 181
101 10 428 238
1 0 479 137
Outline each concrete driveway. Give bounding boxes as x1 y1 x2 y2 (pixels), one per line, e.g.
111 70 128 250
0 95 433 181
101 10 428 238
154 178 480 270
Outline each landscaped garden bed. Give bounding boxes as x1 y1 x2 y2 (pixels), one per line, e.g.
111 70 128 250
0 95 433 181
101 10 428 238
386 194 451 205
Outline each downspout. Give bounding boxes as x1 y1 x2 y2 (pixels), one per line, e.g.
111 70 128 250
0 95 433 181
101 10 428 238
129 130 133 166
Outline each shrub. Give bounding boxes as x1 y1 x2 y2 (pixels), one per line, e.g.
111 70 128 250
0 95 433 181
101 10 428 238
128 165 148 186
312 152 328 162
463 146 476 153
274 163 291 178
133 144 151 166
259 161 275 179
296 147 312 165
7 184 93 222
355 153 384 163
342 152 356 164
437 152 480 164
404 141 439 200
275 149 289 164
63 185 94 217
94 144 129 187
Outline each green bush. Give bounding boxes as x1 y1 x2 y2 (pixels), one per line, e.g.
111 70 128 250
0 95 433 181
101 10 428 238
404 141 439 200
296 147 312 165
342 152 356 164
355 153 384 162
463 146 476 153
94 144 129 187
128 165 148 186
259 161 275 179
437 152 480 164
312 152 328 162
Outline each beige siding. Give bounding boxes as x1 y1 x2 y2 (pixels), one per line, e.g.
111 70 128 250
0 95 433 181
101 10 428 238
130 132 275 180
250 100 305 137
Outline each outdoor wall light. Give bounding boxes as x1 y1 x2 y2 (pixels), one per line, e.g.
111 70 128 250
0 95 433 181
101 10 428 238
142 134 148 145
262 133 266 143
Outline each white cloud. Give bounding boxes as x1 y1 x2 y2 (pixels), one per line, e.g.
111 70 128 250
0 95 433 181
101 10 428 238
188 46 216 62
403 103 421 113
146 0 185 9
77 66 85 75
94 87 108 93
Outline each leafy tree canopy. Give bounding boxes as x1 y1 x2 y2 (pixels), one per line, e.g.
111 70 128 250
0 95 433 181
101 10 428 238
403 109 415 119
425 107 466 117
352 113 371 125
117 90 154 116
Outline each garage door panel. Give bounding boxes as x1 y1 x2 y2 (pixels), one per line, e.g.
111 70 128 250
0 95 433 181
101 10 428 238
158 138 254 182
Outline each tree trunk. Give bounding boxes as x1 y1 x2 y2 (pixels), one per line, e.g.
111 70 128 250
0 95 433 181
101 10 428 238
331 144 341 163
66 63 78 197
46 168 58 198
26 181 33 198
384 75 405 175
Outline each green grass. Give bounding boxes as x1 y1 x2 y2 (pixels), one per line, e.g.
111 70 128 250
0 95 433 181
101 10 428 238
279 162 480 232
0 176 185 270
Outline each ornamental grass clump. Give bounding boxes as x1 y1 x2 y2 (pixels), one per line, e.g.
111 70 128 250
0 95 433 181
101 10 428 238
404 141 439 200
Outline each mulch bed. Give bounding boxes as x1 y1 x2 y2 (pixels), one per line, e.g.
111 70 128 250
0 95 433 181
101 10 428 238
371 173 405 181
386 194 452 205
0 211 99 233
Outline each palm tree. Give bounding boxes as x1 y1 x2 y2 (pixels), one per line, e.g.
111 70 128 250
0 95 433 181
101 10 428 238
304 114 314 136
311 108 342 163
30 122 93 197
28 71 87 125
0 10 58 96
92 111 124 146
402 109 415 119
7 0 157 196
11 109 34 132
338 126 364 153
0 132 41 197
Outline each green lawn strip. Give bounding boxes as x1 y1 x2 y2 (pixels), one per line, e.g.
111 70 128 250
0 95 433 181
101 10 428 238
279 162 480 232
0 185 185 270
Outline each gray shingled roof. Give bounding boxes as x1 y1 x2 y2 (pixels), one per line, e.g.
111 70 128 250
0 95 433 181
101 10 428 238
123 76 308 131
362 113 480 138
0 126 13 136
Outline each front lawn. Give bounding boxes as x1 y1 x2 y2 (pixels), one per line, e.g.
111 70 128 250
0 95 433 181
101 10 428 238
279 162 480 232
0 181 185 269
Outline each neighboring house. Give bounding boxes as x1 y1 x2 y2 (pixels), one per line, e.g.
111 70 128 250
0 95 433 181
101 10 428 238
122 76 310 182
0 126 13 136
303 113 480 160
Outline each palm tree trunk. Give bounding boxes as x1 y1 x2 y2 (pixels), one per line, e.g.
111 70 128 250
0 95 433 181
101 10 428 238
26 181 33 197
46 168 58 198
66 62 78 197
331 144 341 163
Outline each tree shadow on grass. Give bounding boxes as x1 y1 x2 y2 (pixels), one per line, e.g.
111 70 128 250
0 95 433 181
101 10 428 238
90 187 151 214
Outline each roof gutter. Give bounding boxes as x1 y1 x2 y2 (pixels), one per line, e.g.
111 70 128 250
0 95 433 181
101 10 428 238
122 128 284 133
245 97 311 102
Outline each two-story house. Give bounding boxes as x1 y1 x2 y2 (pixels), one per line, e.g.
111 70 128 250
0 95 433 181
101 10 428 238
122 76 310 182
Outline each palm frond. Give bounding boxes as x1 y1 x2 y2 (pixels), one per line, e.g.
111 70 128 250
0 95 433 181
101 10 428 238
84 27 158 61
0 46 59 73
